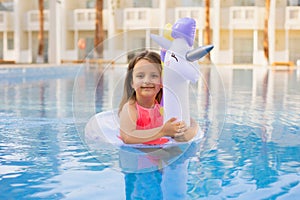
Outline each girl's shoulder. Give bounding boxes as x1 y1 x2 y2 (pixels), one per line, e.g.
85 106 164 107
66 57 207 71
119 101 138 123
124 100 136 109
120 100 138 116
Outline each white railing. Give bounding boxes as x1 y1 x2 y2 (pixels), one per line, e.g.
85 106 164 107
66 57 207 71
285 7 300 29
0 11 6 30
174 7 205 28
229 7 264 29
123 8 160 29
26 10 49 30
74 9 95 29
72 9 108 30
0 11 13 31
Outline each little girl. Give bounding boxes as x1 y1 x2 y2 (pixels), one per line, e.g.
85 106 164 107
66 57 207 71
118 50 198 144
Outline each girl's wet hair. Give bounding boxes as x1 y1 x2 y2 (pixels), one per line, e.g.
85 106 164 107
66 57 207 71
118 50 163 114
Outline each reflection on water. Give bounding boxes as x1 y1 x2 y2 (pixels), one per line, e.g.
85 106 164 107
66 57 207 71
120 142 199 200
0 66 300 199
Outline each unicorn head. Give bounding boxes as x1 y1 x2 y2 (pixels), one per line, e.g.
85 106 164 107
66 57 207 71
151 17 214 83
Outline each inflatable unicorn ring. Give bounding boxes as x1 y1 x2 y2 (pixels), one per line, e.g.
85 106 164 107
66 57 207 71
151 17 214 126
84 17 213 149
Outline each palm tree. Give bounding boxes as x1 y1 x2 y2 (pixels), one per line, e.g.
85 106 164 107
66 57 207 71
203 0 211 63
94 0 104 58
37 0 44 63
263 0 270 64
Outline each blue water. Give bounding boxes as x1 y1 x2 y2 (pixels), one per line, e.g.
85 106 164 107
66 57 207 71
0 65 300 199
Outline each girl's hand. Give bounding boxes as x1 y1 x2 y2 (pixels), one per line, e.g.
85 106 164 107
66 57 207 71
174 118 199 142
162 118 187 137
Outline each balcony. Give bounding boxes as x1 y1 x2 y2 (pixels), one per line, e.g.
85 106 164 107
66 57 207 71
122 8 160 29
25 10 49 31
229 7 264 29
174 7 205 29
0 11 13 31
285 7 300 29
69 8 108 30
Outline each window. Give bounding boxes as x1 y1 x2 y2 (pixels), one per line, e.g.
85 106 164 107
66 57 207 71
234 0 255 6
181 0 204 7
133 0 152 8
44 0 49 9
288 0 300 6
0 39 3 58
7 38 14 50
0 1 14 11
86 0 95 8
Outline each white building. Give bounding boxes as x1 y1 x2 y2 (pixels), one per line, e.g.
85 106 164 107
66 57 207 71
0 0 299 65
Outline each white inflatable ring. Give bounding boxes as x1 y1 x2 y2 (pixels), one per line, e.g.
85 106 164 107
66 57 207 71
84 110 204 149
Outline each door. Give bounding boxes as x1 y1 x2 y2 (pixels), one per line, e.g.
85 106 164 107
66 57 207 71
233 37 253 64
0 34 3 59
289 38 300 63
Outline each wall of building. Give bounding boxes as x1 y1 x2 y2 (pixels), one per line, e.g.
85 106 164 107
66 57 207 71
0 0 299 65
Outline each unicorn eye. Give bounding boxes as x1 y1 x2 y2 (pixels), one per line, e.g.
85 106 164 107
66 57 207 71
171 53 178 62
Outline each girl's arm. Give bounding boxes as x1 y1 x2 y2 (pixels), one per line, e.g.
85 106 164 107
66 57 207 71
119 102 179 144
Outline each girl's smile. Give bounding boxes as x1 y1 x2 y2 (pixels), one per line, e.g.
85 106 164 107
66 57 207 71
141 83 156 90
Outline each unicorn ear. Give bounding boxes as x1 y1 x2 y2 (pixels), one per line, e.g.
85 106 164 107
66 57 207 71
186 45 214 62
150 34 172 50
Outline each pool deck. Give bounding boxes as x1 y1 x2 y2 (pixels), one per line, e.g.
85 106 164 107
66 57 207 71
0 63 299 70
0 63 83 69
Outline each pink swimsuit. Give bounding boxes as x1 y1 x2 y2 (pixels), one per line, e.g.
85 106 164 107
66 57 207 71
135 102 169 145
136 101 163 129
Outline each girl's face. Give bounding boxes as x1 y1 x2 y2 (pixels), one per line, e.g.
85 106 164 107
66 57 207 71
132 59 162 101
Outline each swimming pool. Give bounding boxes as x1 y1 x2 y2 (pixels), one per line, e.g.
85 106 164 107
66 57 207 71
0 65 299 199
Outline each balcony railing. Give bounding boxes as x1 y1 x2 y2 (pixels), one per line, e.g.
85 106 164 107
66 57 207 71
69 9 108 30
174 7 205 28
229 7 264 29
285 7 300 29
123 8 160 29
25 10 49 31
66 8 160 31
0 11 13 31
73 9 95 30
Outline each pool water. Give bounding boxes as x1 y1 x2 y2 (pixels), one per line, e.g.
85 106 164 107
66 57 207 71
0 65 300 199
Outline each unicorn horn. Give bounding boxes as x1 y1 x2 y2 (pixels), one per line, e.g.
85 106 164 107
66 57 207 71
186 45 214 62
150 34 172 50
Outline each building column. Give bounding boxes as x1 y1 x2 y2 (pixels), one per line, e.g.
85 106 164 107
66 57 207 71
107 0 116 59
74 29 79 59
13 0 21 62
60 0 67 61
198 30 203 47
123 10 128 56
211 0 220 64
3 31 7 58
28 31 32 62
123 29 127 55
253 30 258 65
268 0 276 64
146 29 150 48
49 0 61 64
229 29 233 64
285 29 289 61
159 0 166 35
